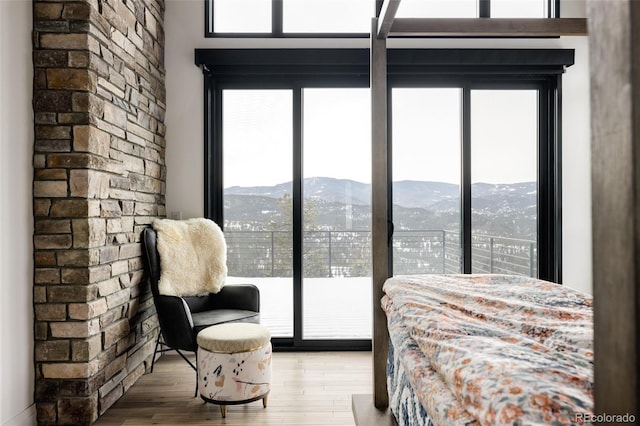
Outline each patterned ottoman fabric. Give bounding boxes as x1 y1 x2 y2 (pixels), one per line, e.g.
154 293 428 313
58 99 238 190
198 343 272 403
197 323 272 417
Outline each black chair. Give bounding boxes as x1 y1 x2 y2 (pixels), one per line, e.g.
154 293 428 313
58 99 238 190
141 227 260 395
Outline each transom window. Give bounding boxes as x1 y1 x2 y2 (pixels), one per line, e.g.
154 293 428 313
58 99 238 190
207 0 374 37
205 0 558 37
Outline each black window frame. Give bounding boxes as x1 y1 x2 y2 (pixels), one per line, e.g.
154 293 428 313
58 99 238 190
204 0 561 37
195 48 573 350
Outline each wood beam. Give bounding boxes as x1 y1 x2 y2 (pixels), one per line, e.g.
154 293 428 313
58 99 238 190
370 17 390 410
589 0 640 416
377 0 401 39
388 18 587 37
352 395 396 425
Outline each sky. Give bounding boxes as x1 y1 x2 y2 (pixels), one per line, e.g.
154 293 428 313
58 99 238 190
223 88 538 188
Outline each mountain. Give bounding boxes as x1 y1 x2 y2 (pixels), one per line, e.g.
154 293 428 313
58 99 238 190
226 177 371 205
392 180 458 209
226 177 535 211
224 177 536 239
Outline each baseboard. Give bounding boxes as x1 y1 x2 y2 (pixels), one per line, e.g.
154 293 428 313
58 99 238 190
3 404 36 426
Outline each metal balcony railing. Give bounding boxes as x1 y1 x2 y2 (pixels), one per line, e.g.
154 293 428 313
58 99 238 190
224 230 537 278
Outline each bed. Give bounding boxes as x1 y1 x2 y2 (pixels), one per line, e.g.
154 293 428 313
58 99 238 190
382 274 594 426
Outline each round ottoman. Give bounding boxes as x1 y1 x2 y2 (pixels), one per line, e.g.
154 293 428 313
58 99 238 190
197 322 272 418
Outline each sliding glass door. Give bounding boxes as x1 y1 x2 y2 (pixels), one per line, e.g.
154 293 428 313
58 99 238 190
392 88 462 274
222 90 294 337
218 86 371 348
471 90 538 277
302 88 371 340
390 84 544 278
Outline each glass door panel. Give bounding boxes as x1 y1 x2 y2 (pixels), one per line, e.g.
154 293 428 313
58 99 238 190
302 88 371 339
471 90 538 276
222 90 293 337
392 88 462 274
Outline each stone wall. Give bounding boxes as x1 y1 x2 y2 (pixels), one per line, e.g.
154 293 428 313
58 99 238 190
32 0 165 423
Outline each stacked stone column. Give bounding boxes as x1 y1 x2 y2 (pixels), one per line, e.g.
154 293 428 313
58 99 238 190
32 0 165 423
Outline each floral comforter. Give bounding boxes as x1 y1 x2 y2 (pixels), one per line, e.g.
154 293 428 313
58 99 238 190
382 274 593 426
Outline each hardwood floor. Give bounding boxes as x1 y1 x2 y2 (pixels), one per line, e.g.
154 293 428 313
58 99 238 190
95 352 372 426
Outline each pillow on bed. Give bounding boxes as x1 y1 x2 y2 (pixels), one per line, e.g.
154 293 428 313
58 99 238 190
152 218 227 297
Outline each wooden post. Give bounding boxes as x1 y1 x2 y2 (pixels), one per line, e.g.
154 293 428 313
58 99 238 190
371 17 390 409
588 0 640 416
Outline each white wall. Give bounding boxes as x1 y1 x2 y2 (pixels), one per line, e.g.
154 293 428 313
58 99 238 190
560 37 591 295
0 0 36 425
164 0 592 294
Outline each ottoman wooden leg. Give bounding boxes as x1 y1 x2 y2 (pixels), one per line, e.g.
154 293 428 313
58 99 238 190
263 395 268 408
220 405 227 418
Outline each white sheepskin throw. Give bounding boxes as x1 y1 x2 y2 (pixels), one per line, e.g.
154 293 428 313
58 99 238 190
152 218 227 297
